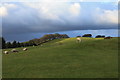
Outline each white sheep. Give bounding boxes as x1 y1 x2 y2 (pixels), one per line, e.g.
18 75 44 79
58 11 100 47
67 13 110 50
4 51 9 54
11 49 18 53
76 37 81 43
23 48 27 51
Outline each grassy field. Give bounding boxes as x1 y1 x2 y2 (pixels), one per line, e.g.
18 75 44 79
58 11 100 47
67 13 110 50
2 37 118 78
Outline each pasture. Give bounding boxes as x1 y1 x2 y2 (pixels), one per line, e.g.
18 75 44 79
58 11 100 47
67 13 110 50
2 37 118 78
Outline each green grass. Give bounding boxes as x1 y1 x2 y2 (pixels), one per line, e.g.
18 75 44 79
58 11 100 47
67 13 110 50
2 37 118 78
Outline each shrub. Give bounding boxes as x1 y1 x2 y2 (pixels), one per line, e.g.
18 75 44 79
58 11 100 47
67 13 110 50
82 34 92 37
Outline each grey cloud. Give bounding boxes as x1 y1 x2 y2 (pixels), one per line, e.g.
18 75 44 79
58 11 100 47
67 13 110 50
2 2 118 41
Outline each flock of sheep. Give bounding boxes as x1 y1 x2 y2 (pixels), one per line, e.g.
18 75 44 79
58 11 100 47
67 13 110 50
3 38 82 54
3 36 113 55
4 48 28 54
3 37 112 55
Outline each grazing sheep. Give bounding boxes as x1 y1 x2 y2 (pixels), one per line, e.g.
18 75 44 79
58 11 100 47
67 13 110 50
23 48 27 51
4 51 9 54
11 49 18 53
76 38 81 43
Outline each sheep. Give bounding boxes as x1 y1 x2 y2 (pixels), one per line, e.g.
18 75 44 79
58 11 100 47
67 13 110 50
76 37 81 43
23 48 27 51
4 51 9 54
11 49 18 53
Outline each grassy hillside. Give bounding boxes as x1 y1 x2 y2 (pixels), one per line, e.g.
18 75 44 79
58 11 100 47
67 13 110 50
2 37 118 78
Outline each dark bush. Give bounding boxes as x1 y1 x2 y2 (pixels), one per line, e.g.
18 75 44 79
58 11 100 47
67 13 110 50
82 34 92 37
76 36 81 37
95 35 105 38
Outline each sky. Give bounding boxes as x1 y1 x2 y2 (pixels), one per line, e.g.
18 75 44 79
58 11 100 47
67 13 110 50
0 0 119 42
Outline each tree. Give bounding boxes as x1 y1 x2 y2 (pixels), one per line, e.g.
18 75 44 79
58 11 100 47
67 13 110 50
54 33 60 39
12 40 17 48
17 42 21 47
95 35 105 38
20 43 24 47
6 42 12 48
29 40 35 46
62 34 69 38
2 37 6 49
101 35 105 38
0 38 1 49
76 36 81 37
15 33 70 48
82 34 92 37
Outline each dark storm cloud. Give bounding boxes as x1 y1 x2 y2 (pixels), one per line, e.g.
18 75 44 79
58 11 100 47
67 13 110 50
2 2 118 34
1 2 118 41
